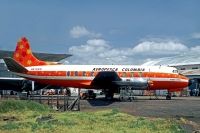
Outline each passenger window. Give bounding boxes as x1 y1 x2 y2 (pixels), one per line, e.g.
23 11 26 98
91 72 94 76
123 72 126 77
67 71 70 76
172 70 178 73
75 71 78 76
83 71 86 76
130 72 134 77
139 72 143 77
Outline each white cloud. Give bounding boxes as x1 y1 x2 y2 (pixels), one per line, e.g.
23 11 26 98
192 33 200 39
190 45 200 52
132 41 188 55
69 26 101 38
64 38 190 65
69 39 109 54
66 39 133 64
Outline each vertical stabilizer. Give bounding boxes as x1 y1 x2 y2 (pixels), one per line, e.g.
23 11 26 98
13 37 47 67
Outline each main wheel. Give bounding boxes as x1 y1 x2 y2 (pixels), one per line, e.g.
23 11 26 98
166 95 171 100
105 92 114 100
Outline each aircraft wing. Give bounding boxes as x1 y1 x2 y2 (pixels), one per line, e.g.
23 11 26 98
91 71 150 90
91 71 121 89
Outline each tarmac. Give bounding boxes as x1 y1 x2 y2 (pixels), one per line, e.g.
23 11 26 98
80 96 200 132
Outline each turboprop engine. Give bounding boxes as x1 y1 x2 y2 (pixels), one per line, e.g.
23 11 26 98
113 78 153 90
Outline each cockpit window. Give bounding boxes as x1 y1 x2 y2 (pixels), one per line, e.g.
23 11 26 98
172 70 178 73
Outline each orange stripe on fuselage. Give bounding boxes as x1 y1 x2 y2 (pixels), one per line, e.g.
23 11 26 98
28 71 67 76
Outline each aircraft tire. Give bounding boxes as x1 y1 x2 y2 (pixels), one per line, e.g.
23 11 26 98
105 92 114 100
166 95 171 100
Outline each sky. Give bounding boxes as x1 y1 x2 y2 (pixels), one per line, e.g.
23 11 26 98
0 0 200 65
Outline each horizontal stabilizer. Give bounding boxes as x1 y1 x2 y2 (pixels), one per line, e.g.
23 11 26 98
3 57 28 73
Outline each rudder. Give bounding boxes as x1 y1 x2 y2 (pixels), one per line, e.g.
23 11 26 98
13 37 47 67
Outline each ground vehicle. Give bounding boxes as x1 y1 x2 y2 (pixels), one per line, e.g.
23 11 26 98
80 90 96 99
44 89 55 95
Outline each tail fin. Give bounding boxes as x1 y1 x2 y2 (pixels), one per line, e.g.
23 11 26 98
13 37 48 67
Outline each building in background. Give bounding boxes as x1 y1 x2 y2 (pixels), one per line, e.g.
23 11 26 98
142 53 200 96
0 50 71 94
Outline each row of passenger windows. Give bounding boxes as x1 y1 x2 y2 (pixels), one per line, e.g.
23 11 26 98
67 71 95 77
66 71 135 77
66 71 142 77
65 71 180 78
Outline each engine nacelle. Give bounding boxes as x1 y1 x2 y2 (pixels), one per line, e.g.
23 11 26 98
113 78 151 90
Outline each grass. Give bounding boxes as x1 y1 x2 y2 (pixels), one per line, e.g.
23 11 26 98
0 100 50 113
0 100 185 133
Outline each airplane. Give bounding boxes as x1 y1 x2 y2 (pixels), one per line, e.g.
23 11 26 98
3 37 191 100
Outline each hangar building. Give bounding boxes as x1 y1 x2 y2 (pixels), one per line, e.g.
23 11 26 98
142 53 200 96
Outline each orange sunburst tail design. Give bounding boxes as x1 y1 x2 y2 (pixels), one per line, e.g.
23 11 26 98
13 37 47 67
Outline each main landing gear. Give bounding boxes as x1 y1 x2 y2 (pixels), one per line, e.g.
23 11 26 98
166 91 171 100
119 87 135 102
105 89 114 100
